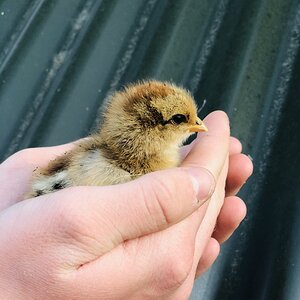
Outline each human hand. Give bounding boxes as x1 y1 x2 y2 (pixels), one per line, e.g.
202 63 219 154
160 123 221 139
0 111 252 299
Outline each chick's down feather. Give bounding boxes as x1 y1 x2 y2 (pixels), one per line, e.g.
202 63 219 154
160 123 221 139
25 80 207 198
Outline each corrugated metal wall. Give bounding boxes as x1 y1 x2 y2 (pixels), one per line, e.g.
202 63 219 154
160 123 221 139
1 1 300 299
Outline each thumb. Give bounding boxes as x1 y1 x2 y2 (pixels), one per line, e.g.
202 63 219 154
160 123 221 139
48 167 215 260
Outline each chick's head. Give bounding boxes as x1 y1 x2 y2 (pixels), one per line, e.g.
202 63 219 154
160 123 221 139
102 80 207 144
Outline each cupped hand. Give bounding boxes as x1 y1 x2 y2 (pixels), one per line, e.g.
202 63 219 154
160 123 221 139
0 111 252 299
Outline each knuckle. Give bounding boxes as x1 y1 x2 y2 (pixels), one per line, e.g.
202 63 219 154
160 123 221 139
52 189 90 241
3 148 39 168
7 148 31 163
157 251 194 292
141 170 194 226
138 178 172 228
149 177 175 225
14 148 36 160
50 187 108 256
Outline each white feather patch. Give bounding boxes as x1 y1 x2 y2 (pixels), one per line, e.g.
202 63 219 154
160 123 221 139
33 171 68 191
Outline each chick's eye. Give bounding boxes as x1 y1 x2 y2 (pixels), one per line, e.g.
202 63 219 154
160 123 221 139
171 114 187 124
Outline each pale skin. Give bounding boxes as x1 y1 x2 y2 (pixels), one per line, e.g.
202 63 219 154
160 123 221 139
0 111 253 299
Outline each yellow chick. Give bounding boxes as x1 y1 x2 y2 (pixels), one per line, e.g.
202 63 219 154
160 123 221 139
25 80 207 198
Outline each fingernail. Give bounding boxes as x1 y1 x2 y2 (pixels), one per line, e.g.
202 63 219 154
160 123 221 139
187 168 215 206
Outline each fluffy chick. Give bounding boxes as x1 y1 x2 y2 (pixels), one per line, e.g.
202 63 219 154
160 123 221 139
25 80 207 198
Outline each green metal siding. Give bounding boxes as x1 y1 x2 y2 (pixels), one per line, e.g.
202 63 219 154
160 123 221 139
1 1 299 299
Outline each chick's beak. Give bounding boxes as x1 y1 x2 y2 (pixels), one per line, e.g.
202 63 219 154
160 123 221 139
189 117 208 132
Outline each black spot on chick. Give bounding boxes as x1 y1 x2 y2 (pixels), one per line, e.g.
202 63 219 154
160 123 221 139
52 180 66 191
35 190 44 196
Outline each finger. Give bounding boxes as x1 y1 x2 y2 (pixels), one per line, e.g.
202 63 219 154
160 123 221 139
188 154 229 280
195 196 247 278
0 140 87 210
195 238 220 278
43 166 214 261
226 153 253 196
178 112 231 281
212 196 247 244
1 142 77 170
229 137 242 154
180 135 240 161
182 111 230 179
0 143 78 210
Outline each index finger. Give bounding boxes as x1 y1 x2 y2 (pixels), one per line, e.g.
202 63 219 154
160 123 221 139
182 110 230 178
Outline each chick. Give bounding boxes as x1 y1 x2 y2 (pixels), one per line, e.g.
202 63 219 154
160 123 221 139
25 80 207 198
